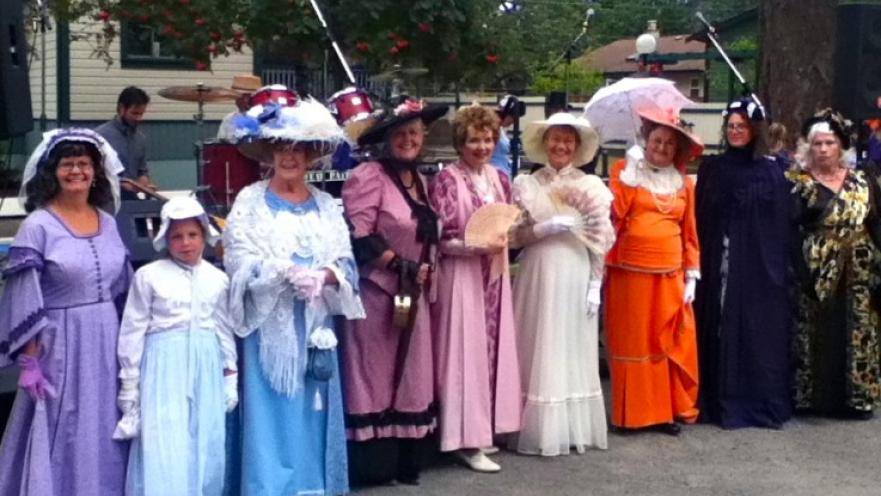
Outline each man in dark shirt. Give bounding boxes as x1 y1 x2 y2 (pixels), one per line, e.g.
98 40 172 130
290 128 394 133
95 86 152 194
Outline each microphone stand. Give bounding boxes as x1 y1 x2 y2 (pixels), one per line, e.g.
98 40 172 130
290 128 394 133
510 115 522 177
695 12 766 115
551 10 594 108
308 0 356 84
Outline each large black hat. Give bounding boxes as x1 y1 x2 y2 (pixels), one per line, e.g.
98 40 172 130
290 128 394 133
358 99 449 146
801 108 853 149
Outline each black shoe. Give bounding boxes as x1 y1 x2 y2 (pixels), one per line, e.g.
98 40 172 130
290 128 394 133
843 408 874 421
396 475 420 486
655 423 681 436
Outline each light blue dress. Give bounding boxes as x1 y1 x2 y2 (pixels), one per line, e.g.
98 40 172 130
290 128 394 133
238 190 350 496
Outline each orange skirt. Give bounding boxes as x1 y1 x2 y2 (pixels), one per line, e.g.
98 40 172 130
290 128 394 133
604 267 699 428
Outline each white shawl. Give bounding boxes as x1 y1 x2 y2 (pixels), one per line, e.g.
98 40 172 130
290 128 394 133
223 180 365 397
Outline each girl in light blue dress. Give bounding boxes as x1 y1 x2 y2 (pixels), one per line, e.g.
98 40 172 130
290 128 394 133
114 196 238 496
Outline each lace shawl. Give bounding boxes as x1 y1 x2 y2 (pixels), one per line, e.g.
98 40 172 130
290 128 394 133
223 180 365 396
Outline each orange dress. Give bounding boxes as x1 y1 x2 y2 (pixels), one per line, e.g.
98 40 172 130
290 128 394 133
604 158 700 428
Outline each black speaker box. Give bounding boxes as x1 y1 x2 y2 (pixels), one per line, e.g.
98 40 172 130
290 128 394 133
0 0 33 138
834 3 881 120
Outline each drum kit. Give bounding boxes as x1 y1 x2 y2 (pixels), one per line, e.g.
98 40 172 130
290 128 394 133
153 70 428 215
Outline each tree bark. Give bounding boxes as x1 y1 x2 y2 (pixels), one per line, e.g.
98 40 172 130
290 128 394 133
758 0 838 139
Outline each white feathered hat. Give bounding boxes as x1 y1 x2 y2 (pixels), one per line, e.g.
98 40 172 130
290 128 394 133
233 93 347 164
522 113 600 167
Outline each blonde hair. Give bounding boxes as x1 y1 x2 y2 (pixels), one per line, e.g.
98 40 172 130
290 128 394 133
452 105 500 152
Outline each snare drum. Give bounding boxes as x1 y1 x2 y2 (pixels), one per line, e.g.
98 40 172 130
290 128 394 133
199 141 261 209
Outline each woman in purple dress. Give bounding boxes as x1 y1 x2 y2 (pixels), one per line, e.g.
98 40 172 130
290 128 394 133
340 99 446 486
0 129 131 495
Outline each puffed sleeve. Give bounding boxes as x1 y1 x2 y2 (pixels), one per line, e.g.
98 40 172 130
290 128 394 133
117 266 153 383
429 167 462 240
342 163 392 265
0 216 51 367
682 175 700 273
212 275 238 372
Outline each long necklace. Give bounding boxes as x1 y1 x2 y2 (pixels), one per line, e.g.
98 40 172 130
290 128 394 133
650 190 676 214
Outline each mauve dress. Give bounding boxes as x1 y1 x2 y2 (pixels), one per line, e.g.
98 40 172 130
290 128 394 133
340 162 436 440
0 208 131 496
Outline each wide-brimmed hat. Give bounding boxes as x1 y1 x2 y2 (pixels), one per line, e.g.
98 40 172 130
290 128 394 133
230 74 262 94
358 99 448 146
522 112 600 166
637 107 704 168
234 96 347 164
801 108 853 149
153 196 219 252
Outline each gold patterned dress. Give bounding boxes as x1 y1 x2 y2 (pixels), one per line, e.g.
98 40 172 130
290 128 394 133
788 167 881 414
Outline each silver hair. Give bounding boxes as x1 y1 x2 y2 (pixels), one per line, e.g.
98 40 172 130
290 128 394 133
793 123 855 170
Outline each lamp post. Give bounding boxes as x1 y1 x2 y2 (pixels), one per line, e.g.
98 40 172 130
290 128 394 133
635 20 662 76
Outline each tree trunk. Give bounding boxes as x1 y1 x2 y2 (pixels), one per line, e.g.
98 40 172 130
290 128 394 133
758 0 837 139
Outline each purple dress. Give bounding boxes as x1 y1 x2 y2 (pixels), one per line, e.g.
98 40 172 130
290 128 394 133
0 208 131 495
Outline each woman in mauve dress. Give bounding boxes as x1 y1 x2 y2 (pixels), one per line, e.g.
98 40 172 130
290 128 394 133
340 99 446 486
428 104 521 472
0 128 131 495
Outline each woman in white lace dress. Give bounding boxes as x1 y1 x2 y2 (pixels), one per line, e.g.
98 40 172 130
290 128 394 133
509 113 615 456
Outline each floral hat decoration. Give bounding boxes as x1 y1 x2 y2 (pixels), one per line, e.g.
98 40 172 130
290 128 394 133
233 90 347 164
357 98 448 146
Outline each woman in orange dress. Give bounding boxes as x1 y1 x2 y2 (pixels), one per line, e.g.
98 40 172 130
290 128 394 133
604 108 704 435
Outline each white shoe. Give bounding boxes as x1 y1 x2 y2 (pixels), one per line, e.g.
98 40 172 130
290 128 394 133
482 446 500 455
454 450 501 473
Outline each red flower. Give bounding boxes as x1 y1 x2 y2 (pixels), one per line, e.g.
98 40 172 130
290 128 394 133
418 23 431 33
233 31 245 40
139 14 150 22
195 61 209 71
485 54 499 64
210 32 222 41
389 46 400 55
95 10 111 22
356 41 370 52
396 39 410 50
195 18 207 27
207 45 218 55
161 25 175 36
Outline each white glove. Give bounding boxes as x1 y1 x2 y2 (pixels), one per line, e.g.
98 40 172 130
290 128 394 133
112 407 141 440
586 280 602 317
286 266 326 301
683 276 697 304
117 378 139 414
533 216 576 239
224 373 239 413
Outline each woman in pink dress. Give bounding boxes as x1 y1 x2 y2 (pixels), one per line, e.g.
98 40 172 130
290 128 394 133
340 99 447 486
428 104 521 473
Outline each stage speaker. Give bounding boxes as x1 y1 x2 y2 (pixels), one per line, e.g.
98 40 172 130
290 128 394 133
0 0 33 138
834 3 881 120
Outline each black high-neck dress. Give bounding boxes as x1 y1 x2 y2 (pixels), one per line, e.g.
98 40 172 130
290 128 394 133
694 146 794 428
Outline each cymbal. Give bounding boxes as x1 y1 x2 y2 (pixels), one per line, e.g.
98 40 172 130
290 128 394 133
158 85 238 103
369 66 430 83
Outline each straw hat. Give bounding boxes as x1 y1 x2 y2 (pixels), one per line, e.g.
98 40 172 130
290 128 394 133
230 74 262 94
522 112 600 166
637 107 704 167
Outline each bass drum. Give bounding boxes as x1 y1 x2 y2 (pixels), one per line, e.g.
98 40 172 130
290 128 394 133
199 141 262 210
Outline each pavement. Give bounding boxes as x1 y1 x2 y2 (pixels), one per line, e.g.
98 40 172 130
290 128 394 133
354 388 881 496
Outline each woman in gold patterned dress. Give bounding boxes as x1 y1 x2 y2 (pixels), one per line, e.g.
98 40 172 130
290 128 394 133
788 109 881 420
